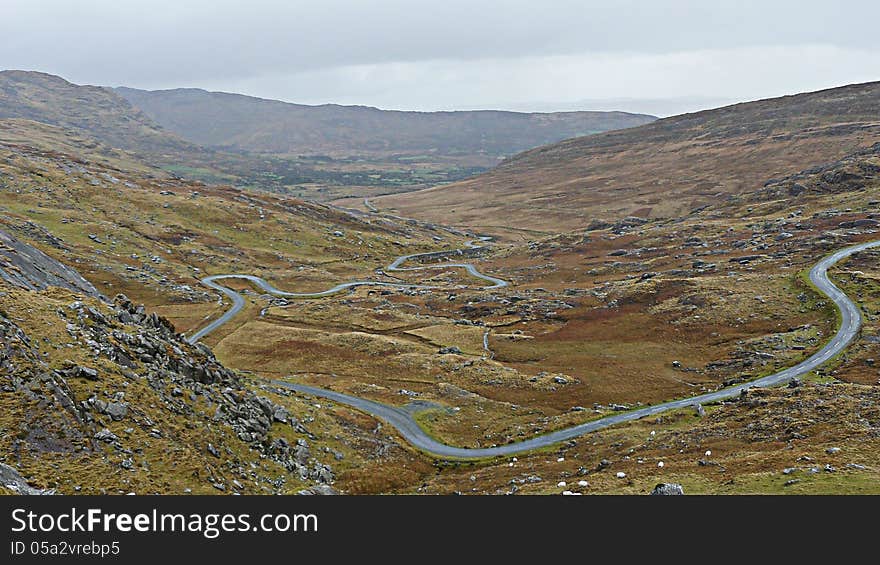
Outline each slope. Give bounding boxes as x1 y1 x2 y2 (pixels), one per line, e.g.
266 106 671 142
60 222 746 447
0 70 194 156
0 114 467 495
375 81 880 235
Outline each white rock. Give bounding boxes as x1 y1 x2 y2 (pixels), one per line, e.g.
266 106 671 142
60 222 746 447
658 461 665 468
557 481 567 487
705 450 712 457
557 457 565 462
616 472 627 479
578 480 589 487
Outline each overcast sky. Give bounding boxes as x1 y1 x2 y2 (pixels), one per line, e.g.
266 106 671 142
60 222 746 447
2 0 880 116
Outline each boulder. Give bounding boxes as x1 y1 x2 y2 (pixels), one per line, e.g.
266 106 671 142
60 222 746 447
650 483 685 495
61 365 98 380
94 429 118 443
105 402 128 421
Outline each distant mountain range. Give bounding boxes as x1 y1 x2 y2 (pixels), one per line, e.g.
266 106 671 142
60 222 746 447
0 70 657 198
114 86 655 158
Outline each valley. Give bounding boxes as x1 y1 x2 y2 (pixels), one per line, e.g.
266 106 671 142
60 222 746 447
2 74 880 495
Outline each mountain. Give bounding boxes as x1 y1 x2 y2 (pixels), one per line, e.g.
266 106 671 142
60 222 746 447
0 70 195 156
0 71 655 198
115 86 656 159
0 70 372 191
375 81 880 235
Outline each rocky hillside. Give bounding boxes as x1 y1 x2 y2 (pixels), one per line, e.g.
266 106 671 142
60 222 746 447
752 142 880 204
0 217 345 494
377 81 880 235
0 283 335 495
0 228 104 298
116 86 655 158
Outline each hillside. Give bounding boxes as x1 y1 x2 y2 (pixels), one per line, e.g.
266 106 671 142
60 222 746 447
115 86 656 159
0 70 195 156
0 124 474 494
375 81 880 235
0 118 165 176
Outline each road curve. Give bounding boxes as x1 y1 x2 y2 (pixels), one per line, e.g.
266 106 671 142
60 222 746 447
186 238 505 344
193 238 880 459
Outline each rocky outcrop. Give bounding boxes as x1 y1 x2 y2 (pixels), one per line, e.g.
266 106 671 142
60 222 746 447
0 228 104 299
0 462 53 495
1 292 335 493
754 142 880 201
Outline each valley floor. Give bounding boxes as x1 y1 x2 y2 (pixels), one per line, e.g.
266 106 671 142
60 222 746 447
2 121 880 494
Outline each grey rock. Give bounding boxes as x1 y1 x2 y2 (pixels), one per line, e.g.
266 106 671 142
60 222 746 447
0 462 54 495
297 485 339 495
105 402 128 421
94 429 118 443
310 463 334 483
63 365 98 380
650 483 684 495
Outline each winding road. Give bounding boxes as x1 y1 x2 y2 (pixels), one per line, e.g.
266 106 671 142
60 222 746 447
186 238 505 344
189 237 880 459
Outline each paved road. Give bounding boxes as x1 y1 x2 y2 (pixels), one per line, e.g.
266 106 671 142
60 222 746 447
191 238 880 459
186 238 503 344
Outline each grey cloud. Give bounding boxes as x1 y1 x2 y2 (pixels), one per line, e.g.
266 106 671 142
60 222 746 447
0 1 878 112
